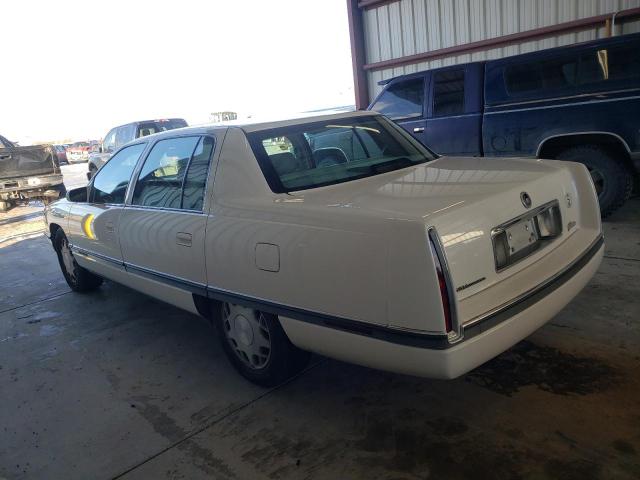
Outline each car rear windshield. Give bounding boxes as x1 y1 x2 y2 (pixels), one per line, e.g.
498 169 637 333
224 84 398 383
136 119 188 137
246 115 437 193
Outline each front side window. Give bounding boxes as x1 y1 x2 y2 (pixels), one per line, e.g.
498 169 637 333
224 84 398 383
91 143 146 204
432 69 465 116
132 136 214 211
370 77 425 120
247 115 437 193
103 128 117 154
115 124 135 148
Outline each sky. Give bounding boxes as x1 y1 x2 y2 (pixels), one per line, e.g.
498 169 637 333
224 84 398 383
2 0 355 144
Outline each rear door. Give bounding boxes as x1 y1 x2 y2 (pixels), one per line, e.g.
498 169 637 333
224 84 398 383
369 74 429 146
118 134 215 289
425 64 483 156
66 142 147 276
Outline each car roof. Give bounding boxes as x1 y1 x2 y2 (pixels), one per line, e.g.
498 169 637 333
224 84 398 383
140 111 382 141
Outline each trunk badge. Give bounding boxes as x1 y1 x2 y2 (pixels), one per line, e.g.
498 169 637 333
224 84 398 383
520 192 532 209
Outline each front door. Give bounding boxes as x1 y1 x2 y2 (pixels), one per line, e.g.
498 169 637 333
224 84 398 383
424 65 483 156
369 74 429 146
67 142 147 277
118 135 215 295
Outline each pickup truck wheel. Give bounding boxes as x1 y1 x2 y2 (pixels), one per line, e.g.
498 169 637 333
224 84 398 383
54 229 103 292
0 200 12 213
556 145 633 217
216 302 309 386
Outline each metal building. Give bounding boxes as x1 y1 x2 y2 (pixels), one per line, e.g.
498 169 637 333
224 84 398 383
347 0 640 108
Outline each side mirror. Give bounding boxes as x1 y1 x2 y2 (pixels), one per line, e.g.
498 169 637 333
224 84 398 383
66 186 89 203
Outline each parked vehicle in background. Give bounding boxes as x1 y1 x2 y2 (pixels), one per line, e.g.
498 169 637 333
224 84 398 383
66 142 92 163
0 134 65 212
54 145 68 165
369 32 640 216
87 118 188 179
45 111 602 386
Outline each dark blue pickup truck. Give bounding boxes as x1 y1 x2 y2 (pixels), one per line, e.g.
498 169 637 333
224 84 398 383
369 32 640 216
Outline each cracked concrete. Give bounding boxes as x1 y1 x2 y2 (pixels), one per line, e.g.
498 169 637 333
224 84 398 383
1 197 639 480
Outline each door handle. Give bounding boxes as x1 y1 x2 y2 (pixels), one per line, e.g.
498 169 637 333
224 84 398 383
176 232 192 247
413 127 425 133
105 222 115 233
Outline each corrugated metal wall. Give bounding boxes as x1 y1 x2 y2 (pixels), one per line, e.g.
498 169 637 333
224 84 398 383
364 0 640 100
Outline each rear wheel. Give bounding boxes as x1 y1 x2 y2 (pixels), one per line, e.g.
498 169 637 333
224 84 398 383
54 229 103 292
214 302 309 386
556 145 633 217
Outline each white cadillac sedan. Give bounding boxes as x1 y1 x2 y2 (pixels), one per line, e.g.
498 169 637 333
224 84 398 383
44 111 603 386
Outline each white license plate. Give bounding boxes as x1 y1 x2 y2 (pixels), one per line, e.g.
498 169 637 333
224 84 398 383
505 217 539 255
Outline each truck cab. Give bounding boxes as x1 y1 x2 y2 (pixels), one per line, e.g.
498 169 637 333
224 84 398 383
369 63 484 157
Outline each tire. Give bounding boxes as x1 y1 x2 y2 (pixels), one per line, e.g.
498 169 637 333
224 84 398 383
214 302 310 387
53 229 103 292
0 200 12 213
556 145 633 217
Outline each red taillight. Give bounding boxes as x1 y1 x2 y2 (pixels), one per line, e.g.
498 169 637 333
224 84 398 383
429 233 454 334
437 267 453 332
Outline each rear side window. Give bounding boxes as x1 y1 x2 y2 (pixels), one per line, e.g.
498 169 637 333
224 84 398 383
182 137 214 211
136 119 188 138
91 143 146 204
506 56 577 94
432 69 465 116
132 136 213 211
370 78 424 120
579 45 640 85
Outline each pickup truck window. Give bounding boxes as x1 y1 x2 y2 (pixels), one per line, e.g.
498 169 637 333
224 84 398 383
506 56 577 94
103 128 117 154
370 77 424 120
132 136 213 211
136 120 188 138
115 124 135 148
432 69 465 116
579 44 640 84
247 115 437 193
91 143 146 204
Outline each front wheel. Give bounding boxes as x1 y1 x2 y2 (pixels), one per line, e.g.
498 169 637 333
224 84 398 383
214 302 309 386
54 229 103 292
556 145 633 217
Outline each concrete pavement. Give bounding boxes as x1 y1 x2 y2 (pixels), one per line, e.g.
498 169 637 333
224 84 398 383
1 198 639 479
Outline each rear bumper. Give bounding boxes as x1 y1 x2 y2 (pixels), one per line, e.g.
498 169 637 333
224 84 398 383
0 174 64 196
280 236 603 379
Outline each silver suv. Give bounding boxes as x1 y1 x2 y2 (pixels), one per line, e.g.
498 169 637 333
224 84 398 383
87 118 187 179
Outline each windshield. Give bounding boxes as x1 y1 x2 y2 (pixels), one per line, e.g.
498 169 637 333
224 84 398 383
246 115 437 193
